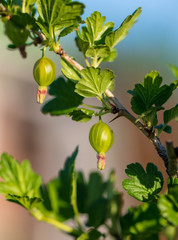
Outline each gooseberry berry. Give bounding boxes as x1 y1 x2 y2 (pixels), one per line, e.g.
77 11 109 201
33 56 56 104
89 121 114 170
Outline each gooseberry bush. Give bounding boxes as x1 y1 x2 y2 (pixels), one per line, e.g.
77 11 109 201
0 0 178 239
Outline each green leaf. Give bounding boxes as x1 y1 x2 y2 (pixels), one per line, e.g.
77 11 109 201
121 202 166 239
155 124 172 135
169 64 178 79
75 67 115 98
87 198 109 227
103 48 117 62
105 7 141 49
168 177 178 199
164 104 178 125
69 108 94 122
7 195 42 209
61 58 81 82
7 44 17 49
77 229 102 240
39 147 78 221
85 172 109 228
0 153 42 207
51 1 84 26
76 171 122 228
36 21 50 38
42 77 83 116
36 0 84 38
128 71 175 115
59 23 79 37
76 171 88 213
26 0 36 6
5 19 29 47
158 194 178 226
85 45 110 58
78 11 114 46
122 162 164 202
75 34 89 55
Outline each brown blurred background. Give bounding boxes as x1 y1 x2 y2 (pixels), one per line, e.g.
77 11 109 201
0 0 178 239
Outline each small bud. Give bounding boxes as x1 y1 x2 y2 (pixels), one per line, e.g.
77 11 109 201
37 86 47 104
97 153 106 170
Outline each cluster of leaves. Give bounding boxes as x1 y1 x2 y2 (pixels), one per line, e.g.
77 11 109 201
0 151 177 239
0 0 85 55
75 8 141 67
128 70 178 135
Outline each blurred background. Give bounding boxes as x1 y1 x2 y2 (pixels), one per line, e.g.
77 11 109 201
0 0 178 239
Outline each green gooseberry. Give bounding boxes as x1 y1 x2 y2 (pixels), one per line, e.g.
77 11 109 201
89 121 114 170
33 56 56 87
33 56 56 104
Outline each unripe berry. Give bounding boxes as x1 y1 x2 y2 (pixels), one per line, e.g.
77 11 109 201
33 56 56 104
89 121 114 170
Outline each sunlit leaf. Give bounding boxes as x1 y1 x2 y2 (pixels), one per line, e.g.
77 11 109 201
75 67 115 98
105 7 141 48
69 108 94 122
122 162 164 202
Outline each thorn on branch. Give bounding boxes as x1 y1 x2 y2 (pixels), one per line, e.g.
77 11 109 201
18 46 27 58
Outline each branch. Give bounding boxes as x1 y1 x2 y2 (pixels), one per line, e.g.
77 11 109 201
33 32 169 174
56 47 169 174
166 141 178 177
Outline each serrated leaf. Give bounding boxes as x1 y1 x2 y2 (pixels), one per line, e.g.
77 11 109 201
103 48 117 62
78 11 114 46
36 0 84 38
61 58 81 82
0 153 42 198
158 194 178 226
69 108 94 122
122 162 164 202
85 45 110 58
128 71 175 115
75 67 115 98
75 34 89 55
77 229 102 240
164 104 178 125
51 1 84 26
39 147 78 221
7 195 42 209
42 77 83 116
105 7 141 49
121 202 166 239
59 23 79 37
36 21 50 38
